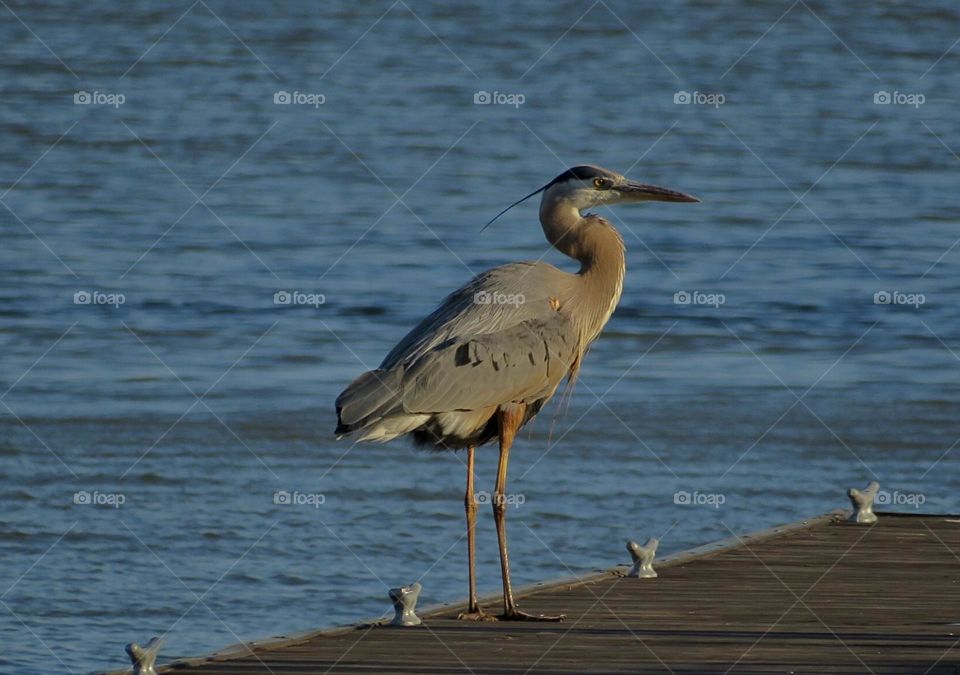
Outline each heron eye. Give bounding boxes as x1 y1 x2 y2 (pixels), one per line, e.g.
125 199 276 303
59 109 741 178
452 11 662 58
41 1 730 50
593 178 608 189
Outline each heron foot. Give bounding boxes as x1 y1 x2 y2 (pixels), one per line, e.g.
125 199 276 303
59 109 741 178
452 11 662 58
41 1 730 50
457 608 496 621
498 609 565 622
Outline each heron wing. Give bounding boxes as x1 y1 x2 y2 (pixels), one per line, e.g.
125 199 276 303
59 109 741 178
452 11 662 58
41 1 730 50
399 312 579 414
381 262 570 369
336 261 580 436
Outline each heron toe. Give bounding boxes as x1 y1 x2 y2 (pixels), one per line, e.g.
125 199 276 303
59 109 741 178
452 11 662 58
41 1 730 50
457 609 497 622
499 609 565 622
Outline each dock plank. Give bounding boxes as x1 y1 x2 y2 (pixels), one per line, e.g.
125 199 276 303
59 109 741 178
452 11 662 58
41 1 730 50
162 513 960 673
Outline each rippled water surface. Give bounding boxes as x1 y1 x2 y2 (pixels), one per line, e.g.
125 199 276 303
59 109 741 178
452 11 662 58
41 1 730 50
3 1 960 672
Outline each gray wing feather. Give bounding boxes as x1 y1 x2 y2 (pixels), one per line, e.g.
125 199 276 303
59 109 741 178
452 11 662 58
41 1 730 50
381 262 569 369
336 368 402 427
337 261 579 435
400 313 578 414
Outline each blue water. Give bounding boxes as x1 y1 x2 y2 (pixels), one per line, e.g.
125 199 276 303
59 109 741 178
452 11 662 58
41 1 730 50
2 1 960 672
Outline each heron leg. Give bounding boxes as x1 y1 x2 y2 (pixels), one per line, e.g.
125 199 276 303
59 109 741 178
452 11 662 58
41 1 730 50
493 403 564 622
458 445 491 621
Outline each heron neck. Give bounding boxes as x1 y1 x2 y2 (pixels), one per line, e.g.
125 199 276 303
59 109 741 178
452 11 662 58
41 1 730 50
574 217 626 343
539 200 626 344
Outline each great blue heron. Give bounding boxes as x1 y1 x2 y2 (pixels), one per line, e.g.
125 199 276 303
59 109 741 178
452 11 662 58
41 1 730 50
336 164 698 620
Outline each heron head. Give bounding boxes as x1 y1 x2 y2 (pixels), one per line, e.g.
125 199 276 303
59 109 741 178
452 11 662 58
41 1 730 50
483 164 698 229
541 165 700 210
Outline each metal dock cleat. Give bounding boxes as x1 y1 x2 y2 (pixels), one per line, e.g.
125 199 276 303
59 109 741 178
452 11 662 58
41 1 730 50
125 637 162 675
626 538 659 578
847 481 880 524
389 581 423 626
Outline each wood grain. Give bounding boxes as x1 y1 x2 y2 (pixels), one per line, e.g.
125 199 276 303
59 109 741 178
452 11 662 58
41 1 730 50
160 513 960 674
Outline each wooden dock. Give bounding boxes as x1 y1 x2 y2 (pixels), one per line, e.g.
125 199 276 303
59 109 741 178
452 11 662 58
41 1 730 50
153 512 960 673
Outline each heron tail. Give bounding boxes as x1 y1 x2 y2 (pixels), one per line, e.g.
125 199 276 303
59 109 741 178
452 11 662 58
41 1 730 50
334 368 405 439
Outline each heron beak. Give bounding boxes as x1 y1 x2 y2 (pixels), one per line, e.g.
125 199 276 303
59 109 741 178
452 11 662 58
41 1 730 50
615 180 700 203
